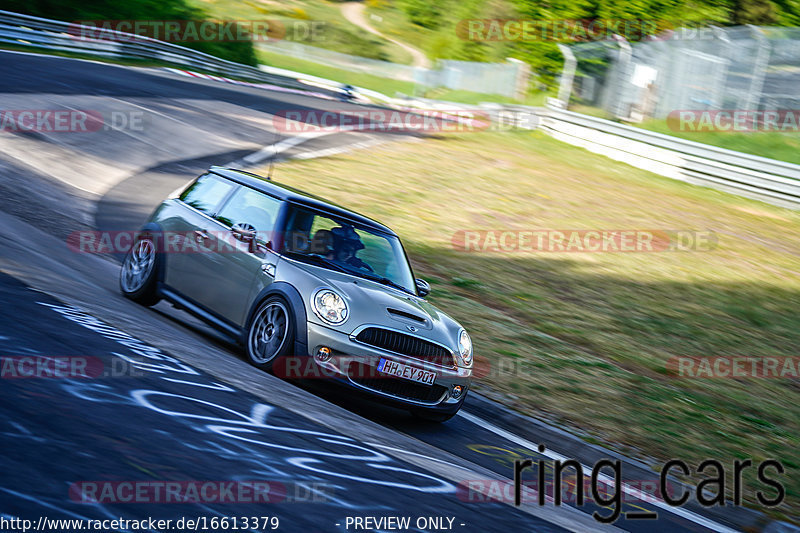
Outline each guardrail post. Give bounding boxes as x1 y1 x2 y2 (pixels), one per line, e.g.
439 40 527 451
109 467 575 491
507 57 531 101
556 44 576 108
610 35 632 119
742 25 770 112
710 26 731 111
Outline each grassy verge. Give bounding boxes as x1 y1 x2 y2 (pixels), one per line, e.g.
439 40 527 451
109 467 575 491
186 0 413 63
568 104 800 165
258 49 549 105
636 119 800 166
364 0 515 64
256 130 800 519
362 1 436 57
258 48 418 95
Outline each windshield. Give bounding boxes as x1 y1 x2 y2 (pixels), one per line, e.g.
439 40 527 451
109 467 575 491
281 206 416 294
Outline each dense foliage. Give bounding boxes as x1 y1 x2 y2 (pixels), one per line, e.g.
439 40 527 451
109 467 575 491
393 0 800 87
4 0 258 66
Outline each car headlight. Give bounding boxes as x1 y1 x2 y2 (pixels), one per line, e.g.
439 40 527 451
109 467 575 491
313 289 348 325
458 329 473 367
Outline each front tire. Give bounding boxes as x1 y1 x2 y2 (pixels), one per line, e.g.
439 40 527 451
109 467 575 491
246 297 295 371
120 235 161 306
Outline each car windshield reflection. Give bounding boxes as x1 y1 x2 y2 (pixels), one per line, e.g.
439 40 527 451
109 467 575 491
282 207 416 294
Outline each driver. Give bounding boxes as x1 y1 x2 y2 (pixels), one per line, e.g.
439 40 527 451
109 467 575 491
329 225 373 272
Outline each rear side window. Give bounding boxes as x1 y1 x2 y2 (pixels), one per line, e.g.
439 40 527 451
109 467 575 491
216 187 282 244
179 174 235 214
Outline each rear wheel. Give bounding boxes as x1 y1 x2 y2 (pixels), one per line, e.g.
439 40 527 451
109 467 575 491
120 235 161 306
246 297 295 371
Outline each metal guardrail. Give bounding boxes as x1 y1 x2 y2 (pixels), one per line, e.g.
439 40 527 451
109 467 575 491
0 10 311 91
504 104 800 209
2 10 798 209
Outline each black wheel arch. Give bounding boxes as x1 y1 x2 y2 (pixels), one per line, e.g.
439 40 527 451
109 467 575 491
244 282 308 357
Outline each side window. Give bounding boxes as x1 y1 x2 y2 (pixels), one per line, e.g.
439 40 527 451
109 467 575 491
309 214 338 236
179 174 235 214
216 187 282 244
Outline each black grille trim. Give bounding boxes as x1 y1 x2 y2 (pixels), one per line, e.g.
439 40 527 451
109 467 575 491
354 327 455 368
387 308 427 324
348 362 448 404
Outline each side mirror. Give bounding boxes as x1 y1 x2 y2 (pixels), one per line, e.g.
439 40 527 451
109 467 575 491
232 222 257 242
415 278 431 298
232 222 259 253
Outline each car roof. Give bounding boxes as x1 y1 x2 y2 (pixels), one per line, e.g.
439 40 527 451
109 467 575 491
208 166 396 236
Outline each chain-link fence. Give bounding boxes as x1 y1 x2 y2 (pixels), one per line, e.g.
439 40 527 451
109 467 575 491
560 26 800 120
259 40 530 98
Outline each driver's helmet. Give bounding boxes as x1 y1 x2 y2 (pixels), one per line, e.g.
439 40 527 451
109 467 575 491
330 225 364 254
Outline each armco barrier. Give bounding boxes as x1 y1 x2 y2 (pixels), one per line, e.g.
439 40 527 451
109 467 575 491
0 10 310 92
3 9 798 209
508 105 800 209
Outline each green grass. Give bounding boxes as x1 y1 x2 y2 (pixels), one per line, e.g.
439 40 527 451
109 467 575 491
424 88 549 106
569 103 800 165
258 48 418 96
258 49 549 105
364 0 515 64
637 119 800 165
186 0 413 63
256 130 800 520
362 1 435 56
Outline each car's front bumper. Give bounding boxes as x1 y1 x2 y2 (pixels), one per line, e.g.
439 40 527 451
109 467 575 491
300 321 471 412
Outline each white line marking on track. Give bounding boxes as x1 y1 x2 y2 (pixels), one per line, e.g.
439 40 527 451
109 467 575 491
241 131 330 165
224 131 335 167
366 442 474 472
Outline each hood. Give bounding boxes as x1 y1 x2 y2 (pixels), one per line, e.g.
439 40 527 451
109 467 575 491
275 257 464 351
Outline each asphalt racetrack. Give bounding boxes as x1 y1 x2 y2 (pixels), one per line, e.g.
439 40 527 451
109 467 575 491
0 50 755 533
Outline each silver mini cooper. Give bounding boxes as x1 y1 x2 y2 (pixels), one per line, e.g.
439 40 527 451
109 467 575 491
120 167 473 421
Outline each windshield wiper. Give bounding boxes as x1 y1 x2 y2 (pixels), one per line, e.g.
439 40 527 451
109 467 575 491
357 271 416 296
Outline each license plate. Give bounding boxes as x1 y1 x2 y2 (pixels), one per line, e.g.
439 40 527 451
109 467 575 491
377 358 436 385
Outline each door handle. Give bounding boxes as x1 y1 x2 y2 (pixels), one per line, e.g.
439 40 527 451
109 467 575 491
194 229 210 243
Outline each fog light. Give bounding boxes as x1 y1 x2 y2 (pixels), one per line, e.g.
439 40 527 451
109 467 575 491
315 346 332 362
452 385 464 399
